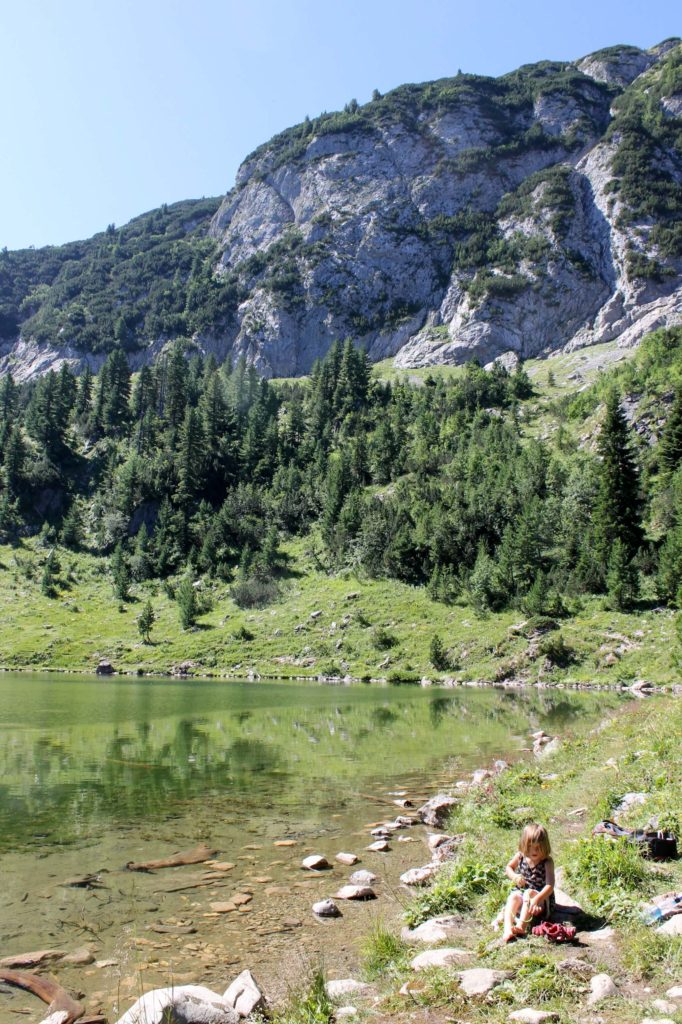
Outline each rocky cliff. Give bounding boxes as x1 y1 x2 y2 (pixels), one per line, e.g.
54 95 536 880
1 40 681 379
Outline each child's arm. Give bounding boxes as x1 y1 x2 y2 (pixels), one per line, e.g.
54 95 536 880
505 852 525 886
529 858 555 910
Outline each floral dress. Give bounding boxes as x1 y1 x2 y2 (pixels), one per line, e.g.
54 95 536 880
516 854 555 919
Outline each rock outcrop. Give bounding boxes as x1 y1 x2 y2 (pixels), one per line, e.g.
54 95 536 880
1 41 680 381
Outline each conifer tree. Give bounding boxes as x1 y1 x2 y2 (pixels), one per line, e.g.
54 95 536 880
592 389 643 578
138 600 155 643
659 387 682 475
606 538 639 610
176 575 198 629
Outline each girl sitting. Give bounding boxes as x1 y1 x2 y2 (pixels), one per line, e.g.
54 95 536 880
502 823 555 942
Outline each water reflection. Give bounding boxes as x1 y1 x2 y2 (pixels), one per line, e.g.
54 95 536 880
0 674 621 854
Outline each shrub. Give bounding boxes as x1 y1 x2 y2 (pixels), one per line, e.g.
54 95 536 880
538 632 575 667
371 626 398 650
230 577 279 608
232 625 254 642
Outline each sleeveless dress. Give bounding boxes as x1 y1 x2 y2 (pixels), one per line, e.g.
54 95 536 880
516 854 555 918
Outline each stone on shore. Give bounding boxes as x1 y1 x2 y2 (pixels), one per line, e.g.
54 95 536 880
651 1000 678 1014
401 915 461 945
335 885 376 901
301 855 330 870
335 1007 358 1019
665 986 682 999
115 985 238 1024
400 864 439 886
223 970 265 1017
312 899 341 917
426 833 451 851
458 969 511 997
588 973 618 1005
418 795 458 827
640 1019 676 1024
335 852 359 866
326 979 371 999
410 948 468 970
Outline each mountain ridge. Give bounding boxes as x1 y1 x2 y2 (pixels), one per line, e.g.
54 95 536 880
1 38 681 380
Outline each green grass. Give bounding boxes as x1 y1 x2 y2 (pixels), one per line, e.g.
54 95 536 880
271 968 334 1024
1 535 679 684
361 921 410 980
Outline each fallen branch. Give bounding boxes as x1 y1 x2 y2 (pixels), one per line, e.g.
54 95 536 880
155 878 230 894
126 843 217 872
0 969 84 1024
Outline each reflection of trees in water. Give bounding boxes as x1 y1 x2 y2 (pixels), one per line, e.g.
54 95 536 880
371 707 398 728
428 695 462 727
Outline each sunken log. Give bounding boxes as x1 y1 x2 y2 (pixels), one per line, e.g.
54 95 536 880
126 842 217 872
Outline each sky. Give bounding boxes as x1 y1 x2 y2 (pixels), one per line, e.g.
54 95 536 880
1 0 679 251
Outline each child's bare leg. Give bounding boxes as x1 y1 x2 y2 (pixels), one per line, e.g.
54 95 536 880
517 889 539 931
503 892 523 942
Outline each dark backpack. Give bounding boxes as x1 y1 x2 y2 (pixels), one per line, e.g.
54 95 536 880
592 820 678 861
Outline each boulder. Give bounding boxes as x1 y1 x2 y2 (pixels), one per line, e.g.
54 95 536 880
348 870 377 886
223 971 265 1017
301 855 330 870
657 915 682 935
326 980 371 999
401 915 462 945
588 973 618 1005
312 899 341 918
458 969 511 996
335 852 359 866
400 864 439 886
96 659 115 676
115 985 238 1024
410 948 468 970
418 795 458 827
334 885 376 901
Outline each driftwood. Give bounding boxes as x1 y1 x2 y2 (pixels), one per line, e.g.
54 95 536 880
155 877 229 894
126 843 217 872
0 969 84 1023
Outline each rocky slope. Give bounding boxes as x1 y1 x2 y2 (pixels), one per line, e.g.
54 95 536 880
1 40 681 379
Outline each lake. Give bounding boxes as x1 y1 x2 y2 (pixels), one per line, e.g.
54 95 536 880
0 673 621 1019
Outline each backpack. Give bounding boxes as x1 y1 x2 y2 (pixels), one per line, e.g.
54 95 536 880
592 820 678 861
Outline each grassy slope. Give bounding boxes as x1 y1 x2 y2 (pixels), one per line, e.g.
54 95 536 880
346 693 682 1024
2 343 679 684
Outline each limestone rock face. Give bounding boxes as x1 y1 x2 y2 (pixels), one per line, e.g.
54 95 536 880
2 41 681 382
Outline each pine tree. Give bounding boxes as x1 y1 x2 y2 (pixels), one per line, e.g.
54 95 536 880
41 549 60 596
606 538 639 610
429 634 450 671
138 600 155 643
176 575 198 629
592 389 643 579
111 542 131 601
659 388 682 475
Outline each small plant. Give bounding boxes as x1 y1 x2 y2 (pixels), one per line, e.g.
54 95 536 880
272 967 334 1024
233 625 254 642
361 921 409 979
371 626 398 650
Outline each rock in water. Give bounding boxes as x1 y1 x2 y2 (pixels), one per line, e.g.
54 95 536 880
418 795 457 827
335 852 359 866
348 870 377 886
301 855 330 870
312 899 341 917
334 885 376 901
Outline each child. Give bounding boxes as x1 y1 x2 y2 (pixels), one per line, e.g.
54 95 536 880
502 823 555 942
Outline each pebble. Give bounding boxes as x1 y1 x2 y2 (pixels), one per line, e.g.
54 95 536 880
588 973 618 1005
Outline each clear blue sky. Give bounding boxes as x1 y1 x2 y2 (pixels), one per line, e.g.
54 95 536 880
1 0 678 250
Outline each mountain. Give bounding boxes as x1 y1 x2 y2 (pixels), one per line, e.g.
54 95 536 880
1 39 681 380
